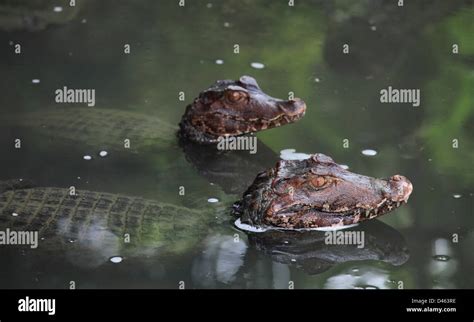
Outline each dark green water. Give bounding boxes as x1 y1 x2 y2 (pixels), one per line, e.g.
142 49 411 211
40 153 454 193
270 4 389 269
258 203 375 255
0 0 473 289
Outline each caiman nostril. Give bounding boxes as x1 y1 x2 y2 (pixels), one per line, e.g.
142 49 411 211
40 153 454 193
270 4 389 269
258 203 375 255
284 98 306 116
389 175 413 202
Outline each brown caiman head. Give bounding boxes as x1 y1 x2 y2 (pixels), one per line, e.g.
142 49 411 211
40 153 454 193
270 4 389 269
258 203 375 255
234 153 413 229
179 76 306 144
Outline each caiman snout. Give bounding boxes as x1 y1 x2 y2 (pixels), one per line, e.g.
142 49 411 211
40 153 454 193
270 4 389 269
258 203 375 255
388 175 413 202
279 98 307 118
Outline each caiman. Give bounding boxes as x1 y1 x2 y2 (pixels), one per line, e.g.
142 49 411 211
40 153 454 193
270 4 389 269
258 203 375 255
12 76 306 150
0 179 217 256
234 153 413 229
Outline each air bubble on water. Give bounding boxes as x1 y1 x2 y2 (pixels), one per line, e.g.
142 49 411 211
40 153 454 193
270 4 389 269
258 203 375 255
284 241 289 244
99 150 108 157
452 194 462 199
432 255 450 262
224 22 231 28
53 6 63 12
314 78 320 82
12 213 18 217
290 258 297 263
362 285 379 290
361 149 377 156
68 239 76 243
32 79 40 84
351 267 359 273
81 18 87 23
9 40 13 46
206 3 213 8
83 155 92 160
250 62 265 69
110 256 123 264
370 25 377 31
77 176 81 180
428 158 432 162
208 198 219 203
215 59 224 65
340 164 349 170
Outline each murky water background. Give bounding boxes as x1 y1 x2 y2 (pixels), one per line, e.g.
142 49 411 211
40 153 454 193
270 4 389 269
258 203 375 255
0 0 473 289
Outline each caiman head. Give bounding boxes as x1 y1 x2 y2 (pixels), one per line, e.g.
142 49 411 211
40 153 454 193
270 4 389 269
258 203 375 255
179 76 306 144
234 153 413 229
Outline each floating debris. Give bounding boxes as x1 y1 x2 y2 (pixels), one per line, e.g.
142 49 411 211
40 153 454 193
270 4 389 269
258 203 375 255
432 255 450 262
361 149 377 156
83 155 92 160
207 198 219 203
53 6 63 12
31 79 41 84
215 59 224 65
109 256 123 264
99 150 108 158
12 213 19 217
452 194 462 199
250 62 265 69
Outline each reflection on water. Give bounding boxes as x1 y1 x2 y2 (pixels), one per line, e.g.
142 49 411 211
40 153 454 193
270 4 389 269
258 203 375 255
0 0 473 289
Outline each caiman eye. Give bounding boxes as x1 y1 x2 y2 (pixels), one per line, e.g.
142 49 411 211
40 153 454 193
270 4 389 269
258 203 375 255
310 176 326 188
226 90 246 102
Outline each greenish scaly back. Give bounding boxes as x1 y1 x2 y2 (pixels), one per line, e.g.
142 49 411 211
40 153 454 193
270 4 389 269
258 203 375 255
15 107 178 152
0 186 214 255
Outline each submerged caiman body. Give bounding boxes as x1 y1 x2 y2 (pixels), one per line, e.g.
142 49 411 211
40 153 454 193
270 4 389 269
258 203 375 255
235 153 413 229
0 180 212 255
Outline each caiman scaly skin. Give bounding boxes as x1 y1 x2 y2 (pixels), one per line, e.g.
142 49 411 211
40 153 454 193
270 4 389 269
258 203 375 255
0 180 210 254
179 76 306 144
13 108 178 152
234 153 413 229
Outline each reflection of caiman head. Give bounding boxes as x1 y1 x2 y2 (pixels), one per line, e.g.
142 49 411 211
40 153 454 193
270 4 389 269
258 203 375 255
247 220 409 275
179 76 306 144
235 153 413 229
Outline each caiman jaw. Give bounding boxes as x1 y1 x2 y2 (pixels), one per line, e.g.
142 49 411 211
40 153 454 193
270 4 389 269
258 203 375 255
235 154 414 229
